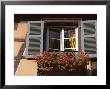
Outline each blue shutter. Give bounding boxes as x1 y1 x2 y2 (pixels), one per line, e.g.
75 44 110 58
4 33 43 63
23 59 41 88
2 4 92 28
25 21 44 58
81 20 97 57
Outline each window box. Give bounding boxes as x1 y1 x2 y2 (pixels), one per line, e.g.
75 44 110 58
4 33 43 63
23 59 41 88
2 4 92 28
37 65 87 76
35 51 89 76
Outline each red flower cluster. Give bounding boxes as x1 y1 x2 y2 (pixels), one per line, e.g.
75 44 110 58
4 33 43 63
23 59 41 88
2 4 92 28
34 51 57 72
33 51 90 72
56 52 89 71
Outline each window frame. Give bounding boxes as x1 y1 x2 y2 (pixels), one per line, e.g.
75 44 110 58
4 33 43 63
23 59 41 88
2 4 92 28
47 26 79 52
63 27 79 51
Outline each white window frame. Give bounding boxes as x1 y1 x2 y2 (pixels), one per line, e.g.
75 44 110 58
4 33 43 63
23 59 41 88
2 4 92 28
60 29 64 51
47 27 79 52
63 27 78 51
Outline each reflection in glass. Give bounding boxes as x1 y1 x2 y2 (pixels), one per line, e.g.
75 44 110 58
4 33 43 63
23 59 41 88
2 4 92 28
64 28 75 38
69 32 76 48
49 28 60 51
64 39 71 48
64 28 76 49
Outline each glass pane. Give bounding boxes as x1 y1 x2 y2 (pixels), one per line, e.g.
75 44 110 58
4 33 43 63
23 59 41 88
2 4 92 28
64 28 75 38
64 38 76 48
64 39 71 48
49 39 60 52
30 23 41 35
49 28 60 51
49 29 60 39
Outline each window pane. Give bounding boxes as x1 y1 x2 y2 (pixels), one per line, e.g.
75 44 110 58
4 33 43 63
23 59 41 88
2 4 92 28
64 38 76 48
49 28 60 51
64 28 75 38
49 39 60 51
64 39 71 48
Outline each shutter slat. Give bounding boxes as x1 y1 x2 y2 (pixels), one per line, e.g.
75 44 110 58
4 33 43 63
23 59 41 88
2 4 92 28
28 46 40 49
30 25 41 29
84 37 96 41
84 43 96 48
29 32 41 35
29 42 40 45
28 49 40 52
84 28 95 35
84 48 96 51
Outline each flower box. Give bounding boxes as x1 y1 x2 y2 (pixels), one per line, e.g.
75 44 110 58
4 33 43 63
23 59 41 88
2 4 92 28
37 66 87 76
34 51 89 76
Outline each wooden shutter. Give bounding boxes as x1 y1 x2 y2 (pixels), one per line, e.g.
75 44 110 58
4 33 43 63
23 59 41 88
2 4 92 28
25 21 44 58
81 20 97 57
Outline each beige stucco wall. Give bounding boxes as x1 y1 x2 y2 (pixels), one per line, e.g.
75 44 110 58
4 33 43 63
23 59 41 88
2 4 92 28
14 21 28 39
14 21 28 57
15 59 37 76
14 21 37 76
14 42 24 57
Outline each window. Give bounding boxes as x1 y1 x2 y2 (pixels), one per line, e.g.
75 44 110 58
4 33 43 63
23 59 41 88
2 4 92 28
64 27 78 51
46 26 78 52
25 20 97 58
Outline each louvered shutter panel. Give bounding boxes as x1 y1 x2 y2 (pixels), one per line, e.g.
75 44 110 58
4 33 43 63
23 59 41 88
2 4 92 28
25 21 44 58
81 20 97 57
